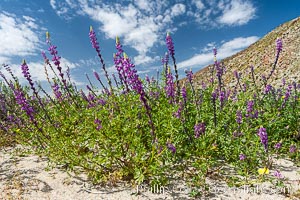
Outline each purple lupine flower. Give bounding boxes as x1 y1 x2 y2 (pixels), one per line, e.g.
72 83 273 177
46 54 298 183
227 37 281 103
47 34 67 86
13 88 35 121
87 92 95 102
167 142 176 154
21 60 38 96
282 78 286 86
162 52 169 66
219 90 225 104
145 74 151 84
94 118 102 131
211 91 217 100
213 47 217 56
194 122 206 138
234 70 239 79
284 84 293 102
289 145 297 153
173 101 183 119
89 26 100 53
253 110 259 119
276 39 283 53
52 83 62 100
258 127 268 151
165 68 175 103
243 83 247 92
274 142 282 149
265 85 272 94
273 170 283 179
98 99 106 106
181 86 187 101
246 100 254 117
86 85 92 92
215 61 223 78
166 32 175 57
93 71 100 81
239 154 246 161
236 110 242 124
185 69 193 83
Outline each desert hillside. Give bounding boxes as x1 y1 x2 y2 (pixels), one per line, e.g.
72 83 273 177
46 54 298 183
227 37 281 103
190 16 300 88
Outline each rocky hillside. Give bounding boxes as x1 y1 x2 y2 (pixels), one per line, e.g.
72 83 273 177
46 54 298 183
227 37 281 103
189 16 300 89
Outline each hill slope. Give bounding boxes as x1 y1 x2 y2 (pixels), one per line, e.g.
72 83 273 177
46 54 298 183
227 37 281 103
190 16 300 88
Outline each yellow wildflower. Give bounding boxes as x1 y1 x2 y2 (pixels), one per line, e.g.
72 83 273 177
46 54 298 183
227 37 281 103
258 167 269 175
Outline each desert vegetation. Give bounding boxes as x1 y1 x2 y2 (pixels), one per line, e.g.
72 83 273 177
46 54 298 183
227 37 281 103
0 26 299 196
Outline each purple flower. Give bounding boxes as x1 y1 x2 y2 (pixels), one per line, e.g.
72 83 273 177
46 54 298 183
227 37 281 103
93 71 100 81
21 60 38 96
246 100 254 117
52 83 62 100
215 61 223 78
236 110 242 124
274 142 282 149
185 69 193 83
194 122 206 138
219 90 225 104
167 142 176 154
273 170 283 179
276 39 283 53
213 47 217 56
211 91 217 100
258 127 268 151
289 145 297 153
181 86 187 101
282 78 286 86
264 85 272 94
173 101 183 119
239 154 246 161
89 26 100 53
234 70 239 79
13 88 35 121
98 99 106 106
162 52 169 66
94 118 102 131
165 68 175 103
166 32 175 57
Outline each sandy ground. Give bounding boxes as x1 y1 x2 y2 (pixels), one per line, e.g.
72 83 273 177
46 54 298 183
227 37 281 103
1 146 300 200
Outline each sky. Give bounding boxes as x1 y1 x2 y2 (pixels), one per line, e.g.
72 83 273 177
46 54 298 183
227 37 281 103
0 0 299 90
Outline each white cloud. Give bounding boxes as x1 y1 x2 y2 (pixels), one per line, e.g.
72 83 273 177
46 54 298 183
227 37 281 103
50 0 56 10
49 0 257 65
177 36 259 69
192 0 205 10
0 12 41 64
218 0 256 26
170 4 186 17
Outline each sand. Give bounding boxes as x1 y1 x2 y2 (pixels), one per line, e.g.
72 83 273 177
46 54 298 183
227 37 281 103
1 145 299 200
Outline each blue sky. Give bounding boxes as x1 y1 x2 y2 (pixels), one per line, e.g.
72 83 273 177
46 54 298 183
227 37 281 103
0 0 299 89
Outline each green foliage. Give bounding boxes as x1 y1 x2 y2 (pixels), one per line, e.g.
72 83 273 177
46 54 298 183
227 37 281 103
0 32 299 193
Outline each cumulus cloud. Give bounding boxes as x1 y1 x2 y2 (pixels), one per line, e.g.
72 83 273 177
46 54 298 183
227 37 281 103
49 0 257 65
218 0 256 26
177 36 259 69
0 12 41 64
